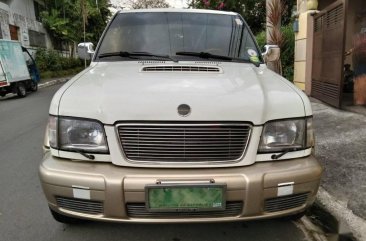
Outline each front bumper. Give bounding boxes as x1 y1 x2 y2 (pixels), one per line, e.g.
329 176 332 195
39 152 322 223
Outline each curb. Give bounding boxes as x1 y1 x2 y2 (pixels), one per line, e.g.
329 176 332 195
38 78 70 89
302 187 365 241
296 216 328 241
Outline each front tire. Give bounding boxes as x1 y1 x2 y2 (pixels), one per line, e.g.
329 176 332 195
16 82 27 98
30 81 38 92
49 208 84 224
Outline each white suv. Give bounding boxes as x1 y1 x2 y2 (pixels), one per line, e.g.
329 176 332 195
39 9 322 223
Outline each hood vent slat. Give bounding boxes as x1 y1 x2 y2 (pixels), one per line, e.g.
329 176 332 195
141 66 221 73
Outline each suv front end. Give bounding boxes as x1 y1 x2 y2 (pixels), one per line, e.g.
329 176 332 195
39 9 322 223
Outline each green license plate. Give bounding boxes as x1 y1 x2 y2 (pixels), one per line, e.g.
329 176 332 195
146 184 226 212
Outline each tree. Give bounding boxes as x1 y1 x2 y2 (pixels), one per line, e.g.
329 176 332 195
188 0 294 35
40 0 111 56
129 0 170 9
40 9 71 42
190 0 295 75
266 0 284 74
189 0 265 34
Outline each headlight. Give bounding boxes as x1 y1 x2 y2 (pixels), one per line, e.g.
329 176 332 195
258 118 314 153
306 117 314 148
48 116 109 153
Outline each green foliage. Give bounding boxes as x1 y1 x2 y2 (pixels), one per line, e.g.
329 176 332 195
189 0 265 34
40 9 70 41
281 24 295 82
255 23 295 81
255 30 266 51
41 0 111 46
131 0 170 9
40 67 84 80
282 0 296 27
35 48 83 73
189 0 295 35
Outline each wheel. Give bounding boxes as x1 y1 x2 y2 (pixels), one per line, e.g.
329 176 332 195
49 208 84 224
30 81 38 92
0 92 5 97
16 82 27 98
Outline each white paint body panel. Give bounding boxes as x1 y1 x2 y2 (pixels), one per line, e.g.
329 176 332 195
49 60 313 167
51 62 308 125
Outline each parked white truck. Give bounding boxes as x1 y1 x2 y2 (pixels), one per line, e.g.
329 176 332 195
0 40 40 98
40 9 322 224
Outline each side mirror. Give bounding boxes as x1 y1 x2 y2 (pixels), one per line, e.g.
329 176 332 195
77 42 95 60
262 45 280 62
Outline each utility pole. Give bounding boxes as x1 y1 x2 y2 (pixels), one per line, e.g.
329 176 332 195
82 0 87 68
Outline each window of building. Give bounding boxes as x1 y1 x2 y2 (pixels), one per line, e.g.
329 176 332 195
9 25 19 40
28 30 46 48
34 1 45 22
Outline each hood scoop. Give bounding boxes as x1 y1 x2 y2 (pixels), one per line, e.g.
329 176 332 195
141 65 222 73
138 60 166 64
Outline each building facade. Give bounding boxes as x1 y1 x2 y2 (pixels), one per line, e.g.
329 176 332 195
294 0 366 108
0 0 51 49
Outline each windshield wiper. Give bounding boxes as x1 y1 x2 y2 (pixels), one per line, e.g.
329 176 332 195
175 51 260 67
271 147 302 160
271 150 290 160
76 150 95 160
98 51 177 62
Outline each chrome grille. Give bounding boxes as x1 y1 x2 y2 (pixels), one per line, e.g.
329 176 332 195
117 123 251 162
264 193 309 213
141 66 221 72
126 201 243 218
56 196 103 215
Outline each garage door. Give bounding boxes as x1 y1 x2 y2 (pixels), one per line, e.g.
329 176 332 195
312 0 346 108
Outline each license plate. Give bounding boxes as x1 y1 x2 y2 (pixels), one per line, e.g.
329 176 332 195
146 184 226 212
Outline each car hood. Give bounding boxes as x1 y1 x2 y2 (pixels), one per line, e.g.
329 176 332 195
52 61 309 125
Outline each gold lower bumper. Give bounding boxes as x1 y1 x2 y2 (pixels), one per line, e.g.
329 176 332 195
39 152 322 223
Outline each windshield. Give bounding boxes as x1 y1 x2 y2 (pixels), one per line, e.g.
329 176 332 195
96 12 262 62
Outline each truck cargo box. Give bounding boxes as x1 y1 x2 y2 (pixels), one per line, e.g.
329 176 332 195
0 40 39 98
0 40 31 85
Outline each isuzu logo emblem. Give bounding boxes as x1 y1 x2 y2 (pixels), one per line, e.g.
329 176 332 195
177 104 191 117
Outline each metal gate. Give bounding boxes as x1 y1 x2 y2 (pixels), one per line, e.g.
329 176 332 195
311 0 347 108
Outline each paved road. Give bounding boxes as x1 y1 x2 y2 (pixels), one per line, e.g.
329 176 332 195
0 84 309 241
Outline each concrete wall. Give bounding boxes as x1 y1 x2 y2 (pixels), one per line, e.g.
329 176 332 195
293 0 319 94
0 0 52 49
